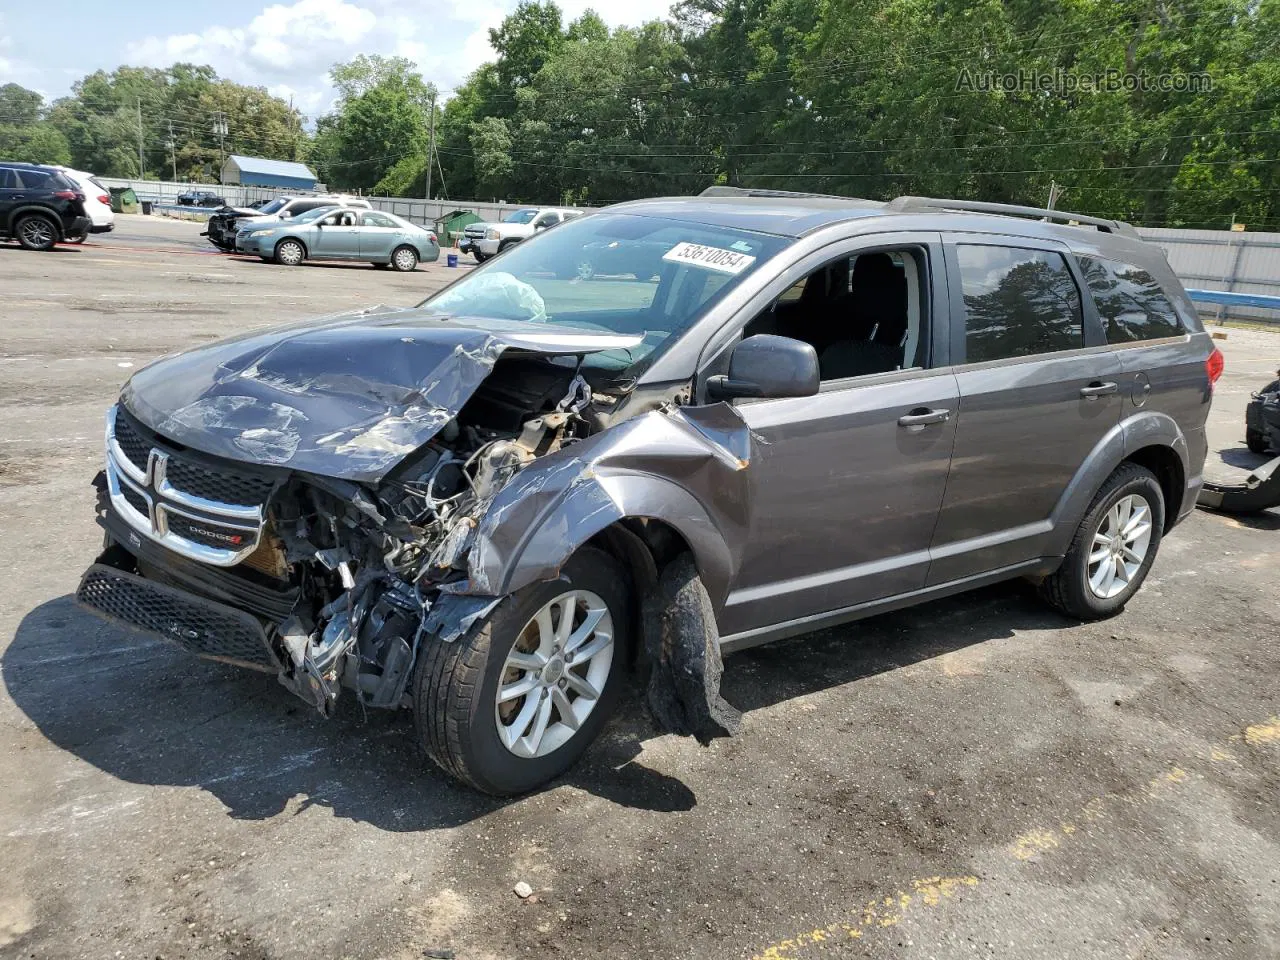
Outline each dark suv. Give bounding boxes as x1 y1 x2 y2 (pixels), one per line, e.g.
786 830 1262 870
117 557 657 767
0 162 90 251
77 188 1217 794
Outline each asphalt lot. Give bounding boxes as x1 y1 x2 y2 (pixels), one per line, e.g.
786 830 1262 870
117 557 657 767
1 215 1279 960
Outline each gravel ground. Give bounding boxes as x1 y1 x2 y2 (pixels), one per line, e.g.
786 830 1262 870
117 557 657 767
1 216 1278 960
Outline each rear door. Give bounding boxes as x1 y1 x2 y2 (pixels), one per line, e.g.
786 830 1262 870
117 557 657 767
357 211 400 258
928 235 1123 584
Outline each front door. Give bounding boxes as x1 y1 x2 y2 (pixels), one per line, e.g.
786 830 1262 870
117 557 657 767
705 235 959 638
927 236 1124 584
310 212 361 259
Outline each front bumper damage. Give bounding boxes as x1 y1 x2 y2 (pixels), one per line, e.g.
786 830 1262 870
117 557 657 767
77 313 756 744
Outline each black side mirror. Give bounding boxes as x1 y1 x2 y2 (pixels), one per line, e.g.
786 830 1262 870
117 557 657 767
706 334 820 401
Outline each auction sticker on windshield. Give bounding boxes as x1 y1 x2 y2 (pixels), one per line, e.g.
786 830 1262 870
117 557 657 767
662 242 757 275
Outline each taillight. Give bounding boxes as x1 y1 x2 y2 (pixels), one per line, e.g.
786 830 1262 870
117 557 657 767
53 190 79 200
1206 347 1224 386
429 232 438 244
97 194 110 206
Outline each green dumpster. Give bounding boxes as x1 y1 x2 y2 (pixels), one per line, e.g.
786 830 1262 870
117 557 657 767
109 187 139 214
434 209 481 248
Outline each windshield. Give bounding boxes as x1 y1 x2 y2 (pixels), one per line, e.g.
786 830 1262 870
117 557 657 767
418 212 791 375
503 209 539 224
257 198 288 215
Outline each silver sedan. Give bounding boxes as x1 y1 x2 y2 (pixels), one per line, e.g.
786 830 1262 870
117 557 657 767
235 206 441 271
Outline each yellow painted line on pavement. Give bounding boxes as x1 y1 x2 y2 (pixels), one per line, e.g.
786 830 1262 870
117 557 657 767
748 715 1279 959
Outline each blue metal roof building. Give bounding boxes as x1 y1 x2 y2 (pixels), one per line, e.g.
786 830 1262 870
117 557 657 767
220 155 317 190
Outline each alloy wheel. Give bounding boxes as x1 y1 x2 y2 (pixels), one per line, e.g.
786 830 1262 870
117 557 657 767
394 248 417 271
19 218 54 248
1087 493 1153 599
494 589 614 759
277 241 303 265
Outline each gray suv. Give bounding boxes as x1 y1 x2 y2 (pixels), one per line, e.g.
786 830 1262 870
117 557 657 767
77 187 1219 794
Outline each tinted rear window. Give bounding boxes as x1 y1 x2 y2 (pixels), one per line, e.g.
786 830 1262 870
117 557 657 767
957 244 1084 363
1077 255 1184 343
0 168 17 189
15 168 54 189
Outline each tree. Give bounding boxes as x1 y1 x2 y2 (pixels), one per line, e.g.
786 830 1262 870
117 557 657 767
0 83 43 124
490 1 568 92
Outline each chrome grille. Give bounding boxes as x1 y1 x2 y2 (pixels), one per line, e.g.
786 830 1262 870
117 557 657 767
105 405 271 567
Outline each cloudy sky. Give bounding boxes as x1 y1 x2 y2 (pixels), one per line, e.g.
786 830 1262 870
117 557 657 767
0 0 674 118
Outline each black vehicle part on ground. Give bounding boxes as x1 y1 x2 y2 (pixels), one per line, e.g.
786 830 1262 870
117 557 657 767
1197 455 1280 514
642 553 742 744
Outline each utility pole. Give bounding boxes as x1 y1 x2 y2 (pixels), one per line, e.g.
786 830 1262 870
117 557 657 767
136 98 145 178
212 112 228 182
425 90 437 201
1046 179 1063 211
166 120 178 182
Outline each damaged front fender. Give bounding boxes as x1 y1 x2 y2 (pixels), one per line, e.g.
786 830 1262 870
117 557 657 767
466 403 759 605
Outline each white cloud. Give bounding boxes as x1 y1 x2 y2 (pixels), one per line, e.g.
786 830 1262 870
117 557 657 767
116 0 679 119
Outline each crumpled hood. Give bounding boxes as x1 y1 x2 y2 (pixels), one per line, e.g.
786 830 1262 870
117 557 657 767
120 305 642 483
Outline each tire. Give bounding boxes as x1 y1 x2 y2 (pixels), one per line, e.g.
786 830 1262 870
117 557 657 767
497 239 516 254
390 245 418 272
1246 428 1268 455
473 251 488 263
274 238 305 266
65 230 87 244
414 546 632 795
15 214 58 251
1039 462 1165 620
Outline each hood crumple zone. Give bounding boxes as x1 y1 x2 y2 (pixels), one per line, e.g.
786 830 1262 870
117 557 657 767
120 306 642 482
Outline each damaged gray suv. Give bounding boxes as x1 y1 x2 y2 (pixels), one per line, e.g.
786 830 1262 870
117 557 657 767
79 187 1220 794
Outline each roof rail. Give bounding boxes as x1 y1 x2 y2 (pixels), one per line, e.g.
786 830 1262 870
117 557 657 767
884 196 1141 238
699 185 875 203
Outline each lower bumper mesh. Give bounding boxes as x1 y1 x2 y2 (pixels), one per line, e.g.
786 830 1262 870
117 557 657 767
76 563 277 672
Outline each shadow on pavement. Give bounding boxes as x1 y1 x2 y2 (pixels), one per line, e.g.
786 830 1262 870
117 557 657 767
6 582 1061 829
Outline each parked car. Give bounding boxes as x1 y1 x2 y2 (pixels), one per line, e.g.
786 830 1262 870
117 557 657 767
470 207 583 261
177 189 226 207
234 205 439 270
77 187 1218 795
204 195 371 251
50 166 114 240
1245 370 1280 454
0 161 90 251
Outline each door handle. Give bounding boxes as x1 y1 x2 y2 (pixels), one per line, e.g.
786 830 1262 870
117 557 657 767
898 407 951 428
1079 381 1118 399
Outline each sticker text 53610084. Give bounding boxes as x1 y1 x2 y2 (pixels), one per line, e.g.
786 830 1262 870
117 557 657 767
662 242 757 276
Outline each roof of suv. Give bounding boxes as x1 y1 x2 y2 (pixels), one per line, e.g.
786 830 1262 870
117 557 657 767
608 187 1142 247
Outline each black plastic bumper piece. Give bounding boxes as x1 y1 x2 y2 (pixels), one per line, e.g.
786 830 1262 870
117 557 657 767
1197 455 1280 514
77 563 278 672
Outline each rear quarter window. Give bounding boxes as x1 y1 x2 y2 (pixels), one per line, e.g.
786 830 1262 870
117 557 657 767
1077 255 1185 343
16 168 54 189
956 244 1084 363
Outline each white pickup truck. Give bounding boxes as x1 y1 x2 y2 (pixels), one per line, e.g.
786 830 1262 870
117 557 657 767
470 206 583 261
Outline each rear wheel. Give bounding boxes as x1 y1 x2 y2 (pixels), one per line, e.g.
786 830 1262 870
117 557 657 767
1039 462 1164 620
391 245 418 272
414 546 630 794
15 214 58 251
473 251 488 263
274 238 305 266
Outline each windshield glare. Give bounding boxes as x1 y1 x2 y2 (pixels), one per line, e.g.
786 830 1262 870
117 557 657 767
504 209 539 224
258 199 287 215
294 205 339 223
418 212 790 375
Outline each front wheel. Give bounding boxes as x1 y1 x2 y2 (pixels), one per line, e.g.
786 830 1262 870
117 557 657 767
391 245 418 272
473 251 488 263
413 546 631 794
274 238 305 266
1039 462 1164 620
